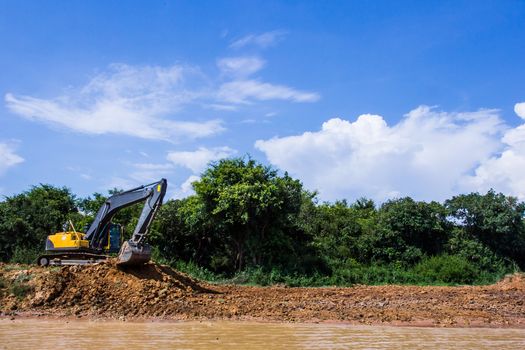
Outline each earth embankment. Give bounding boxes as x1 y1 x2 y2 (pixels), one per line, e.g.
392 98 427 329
1 261 524 327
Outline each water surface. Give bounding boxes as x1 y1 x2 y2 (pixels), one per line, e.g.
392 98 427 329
1 319 524 349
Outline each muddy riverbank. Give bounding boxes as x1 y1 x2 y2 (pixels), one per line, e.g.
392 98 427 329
1 261 524 327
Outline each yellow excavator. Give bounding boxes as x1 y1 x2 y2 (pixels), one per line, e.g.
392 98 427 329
37 179 167 267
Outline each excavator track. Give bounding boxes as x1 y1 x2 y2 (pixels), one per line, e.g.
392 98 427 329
37 252 108 266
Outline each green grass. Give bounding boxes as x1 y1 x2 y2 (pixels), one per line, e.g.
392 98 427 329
10 246 42 265
2 264 31 272
7 273 34 300
162 256 513 287
9 281 33 299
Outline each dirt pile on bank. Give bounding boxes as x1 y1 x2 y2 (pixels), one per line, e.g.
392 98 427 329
0 261 214 319
1 262 525 327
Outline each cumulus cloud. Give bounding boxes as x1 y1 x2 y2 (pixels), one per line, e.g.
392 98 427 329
0 142 24 175
5 64 224 141
167 146 237 173
229 31 286 49
171 174 201 199
515 102 525 119
218 80 320 104
460 103 525 199
256 106 507 202
217 56 266 77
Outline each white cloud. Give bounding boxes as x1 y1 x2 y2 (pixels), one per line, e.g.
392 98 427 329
215 56 319 105
172 175 201 199
207 104 238 111
101 162 174 190
256 106 508 202
0 142 24 175
218 80 320 104
230 31 286 49
6 59 320 136
515 102 525 119
104 176 138 191
127 162 174 184
66 165 93 181
5 64 224 141
460 103 525 199
217 56 265 77
167 146 237 173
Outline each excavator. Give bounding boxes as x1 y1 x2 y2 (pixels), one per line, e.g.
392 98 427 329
37 179 167 267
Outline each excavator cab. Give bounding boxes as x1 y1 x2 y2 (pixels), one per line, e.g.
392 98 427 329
97 223 122 253
106 224 122 253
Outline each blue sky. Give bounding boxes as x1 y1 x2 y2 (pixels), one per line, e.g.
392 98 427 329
1 1 525 202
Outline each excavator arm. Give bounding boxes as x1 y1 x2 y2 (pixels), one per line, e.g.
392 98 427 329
84 178 167 266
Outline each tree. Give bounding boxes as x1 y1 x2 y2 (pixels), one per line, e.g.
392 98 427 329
192 157 306 272
305 200 370 266
445 190 525 268
150 196 217 266
378 197 450 257
0 185 77 261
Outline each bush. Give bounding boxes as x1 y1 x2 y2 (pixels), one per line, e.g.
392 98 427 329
446 228 509 273
10 281 33 299
7 272 34 299
174 260 220 283
10 246 42 264
413 255 480 284
151 246 172 266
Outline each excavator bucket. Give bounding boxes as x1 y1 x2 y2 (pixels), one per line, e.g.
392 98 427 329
117 240 152 266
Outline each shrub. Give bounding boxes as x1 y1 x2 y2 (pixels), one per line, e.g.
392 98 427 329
10 246 42 265
10 281 33 299
413 255 480 284
174 260 219 283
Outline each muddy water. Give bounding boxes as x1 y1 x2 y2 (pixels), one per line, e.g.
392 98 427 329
1 320 524 350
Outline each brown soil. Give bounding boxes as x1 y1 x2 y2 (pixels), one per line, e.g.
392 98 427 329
1 261 524 327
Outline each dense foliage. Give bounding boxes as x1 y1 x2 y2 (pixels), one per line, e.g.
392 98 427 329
1 157 524 285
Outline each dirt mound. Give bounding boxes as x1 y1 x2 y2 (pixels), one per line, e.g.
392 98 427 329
0 260 215 319
494 273 525 291
32 260 216 318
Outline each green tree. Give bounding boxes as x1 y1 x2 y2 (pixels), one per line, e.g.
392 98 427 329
378 197 450 257
445 190 525 268
151 157 311 273
304 200 371 266
0 184 77 261
150 196 216 266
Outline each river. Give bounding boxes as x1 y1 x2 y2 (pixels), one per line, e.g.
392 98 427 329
1 319 524 349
